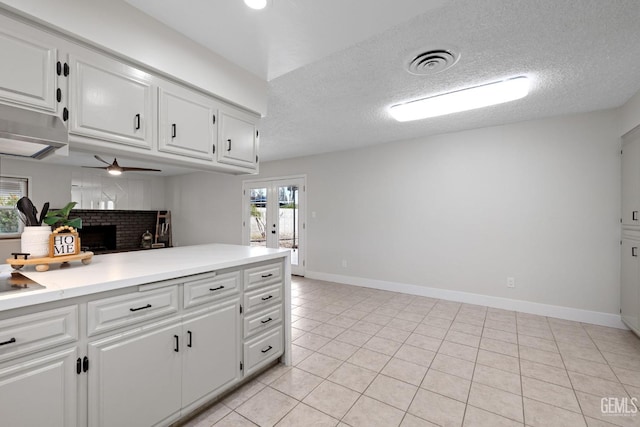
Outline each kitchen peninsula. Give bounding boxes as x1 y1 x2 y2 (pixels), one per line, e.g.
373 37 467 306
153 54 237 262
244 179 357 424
0 244 291 427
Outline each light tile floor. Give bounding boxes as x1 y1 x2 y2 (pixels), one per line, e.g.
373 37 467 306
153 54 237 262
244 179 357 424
183 277 640 427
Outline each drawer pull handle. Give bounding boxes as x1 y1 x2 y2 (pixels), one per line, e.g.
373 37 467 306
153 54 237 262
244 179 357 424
261 345 273 354
0 337 16 346
129 304 152 312
261 317 273 324
261 295 273 301
209 285 225 292
261 273 273 278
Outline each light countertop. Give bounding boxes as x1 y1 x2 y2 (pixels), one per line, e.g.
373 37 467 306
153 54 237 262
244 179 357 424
0 244 290 312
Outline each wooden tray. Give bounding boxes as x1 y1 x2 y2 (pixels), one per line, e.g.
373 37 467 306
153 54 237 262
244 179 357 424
7 252 94 272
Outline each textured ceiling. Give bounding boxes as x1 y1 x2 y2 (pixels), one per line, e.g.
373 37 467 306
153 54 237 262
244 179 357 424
123 0 447 80
259 0 640 161
107 1 640 165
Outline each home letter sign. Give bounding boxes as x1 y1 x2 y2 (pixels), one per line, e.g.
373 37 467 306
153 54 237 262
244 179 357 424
50 231 80 257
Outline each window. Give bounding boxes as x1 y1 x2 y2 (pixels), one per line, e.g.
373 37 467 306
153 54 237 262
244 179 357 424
0 176 29 238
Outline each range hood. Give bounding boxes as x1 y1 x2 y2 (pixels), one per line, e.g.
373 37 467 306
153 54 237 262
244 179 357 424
0 103 68 159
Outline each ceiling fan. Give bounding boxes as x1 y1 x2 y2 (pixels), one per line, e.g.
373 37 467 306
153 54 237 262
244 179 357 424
83 155 161 175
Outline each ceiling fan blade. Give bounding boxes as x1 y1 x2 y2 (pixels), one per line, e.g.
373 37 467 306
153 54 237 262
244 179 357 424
121 167 162 172
82 166 109 169
94 155 112 166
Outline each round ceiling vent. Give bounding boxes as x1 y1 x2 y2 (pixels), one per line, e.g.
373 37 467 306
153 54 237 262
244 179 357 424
407 49 459 75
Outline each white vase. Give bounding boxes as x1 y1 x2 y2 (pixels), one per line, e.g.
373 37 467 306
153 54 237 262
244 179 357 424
21 225 52 258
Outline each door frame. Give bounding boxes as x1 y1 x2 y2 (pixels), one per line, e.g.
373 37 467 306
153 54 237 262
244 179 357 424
242 175 307 276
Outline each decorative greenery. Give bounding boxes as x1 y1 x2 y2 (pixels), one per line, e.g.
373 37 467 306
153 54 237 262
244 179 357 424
44 202 82 229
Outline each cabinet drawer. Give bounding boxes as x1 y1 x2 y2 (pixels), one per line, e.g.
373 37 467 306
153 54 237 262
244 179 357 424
243 327 283 376
244 305 282 339
88 286 179 336
244 262 282 290
184 271 239 309
243 283 282 313
0 305 78 362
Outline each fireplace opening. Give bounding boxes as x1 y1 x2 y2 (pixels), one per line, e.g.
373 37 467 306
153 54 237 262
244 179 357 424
79 225 117 253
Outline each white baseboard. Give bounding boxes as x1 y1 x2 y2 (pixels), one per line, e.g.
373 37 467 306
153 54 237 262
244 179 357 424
305 271 627 330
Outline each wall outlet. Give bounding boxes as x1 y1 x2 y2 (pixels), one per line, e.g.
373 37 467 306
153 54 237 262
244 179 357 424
507 277 515 288
341 260 348 268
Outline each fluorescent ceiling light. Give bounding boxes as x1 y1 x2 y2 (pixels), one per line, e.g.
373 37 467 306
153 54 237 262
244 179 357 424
244 0 267 10
390 76 529 122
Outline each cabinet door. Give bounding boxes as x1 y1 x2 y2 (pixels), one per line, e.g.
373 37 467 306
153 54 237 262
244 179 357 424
69 53 153 149
182 298 241 407
622 131 640 227
217 108 258 170
0 15 57 112
0 348 77 427
158 85 217 160
88 322 181 427
621 238 640 332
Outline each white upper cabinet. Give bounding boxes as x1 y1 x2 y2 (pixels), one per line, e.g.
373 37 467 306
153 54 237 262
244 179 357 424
68 52 153 149
217 107 259 170
623 128 640 227
0 15 57 112
158 83 217 160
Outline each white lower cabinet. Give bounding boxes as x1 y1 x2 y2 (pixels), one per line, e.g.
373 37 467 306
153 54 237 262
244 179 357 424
621 233 640 334
88 320 182 427
0 347 78 427
181 298 241 408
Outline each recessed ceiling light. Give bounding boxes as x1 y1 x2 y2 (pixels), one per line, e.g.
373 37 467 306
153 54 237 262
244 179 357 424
244 0 267 10
390 76 530 122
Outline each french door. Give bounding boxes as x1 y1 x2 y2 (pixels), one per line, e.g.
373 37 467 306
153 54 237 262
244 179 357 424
242 176 306 276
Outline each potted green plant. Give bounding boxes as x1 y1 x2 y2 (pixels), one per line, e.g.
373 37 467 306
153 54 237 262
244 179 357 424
44 202 82 230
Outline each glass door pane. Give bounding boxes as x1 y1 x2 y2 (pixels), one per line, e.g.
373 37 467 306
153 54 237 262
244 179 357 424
278 185 299 266
249 187 267 247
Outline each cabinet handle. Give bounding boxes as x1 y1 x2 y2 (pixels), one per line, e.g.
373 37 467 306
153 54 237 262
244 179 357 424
227 139 232 151
260 317 273 324
633 247 638 257
212 114 216 125
633 211 638 221
261 295 273 301
174 335 179 352
63 108 69 122
83 356 89 373
63 62 69 77
261 273 273 278
0 337 16 346
171 123 177 138
209 285 225 292
56 61 62 76
129 303 152 312
261 345 273 354
187 330 192 348
76 357 82 374
56 88 62 103
135 114 141 130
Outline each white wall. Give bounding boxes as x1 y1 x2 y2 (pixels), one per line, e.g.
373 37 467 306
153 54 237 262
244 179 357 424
167 109 622 316
0 0 267 115
0 157 167 258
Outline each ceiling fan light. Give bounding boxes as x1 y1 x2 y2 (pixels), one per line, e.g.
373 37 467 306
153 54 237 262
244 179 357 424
390 76 530 122
244 0 267 10
108 169 122 176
